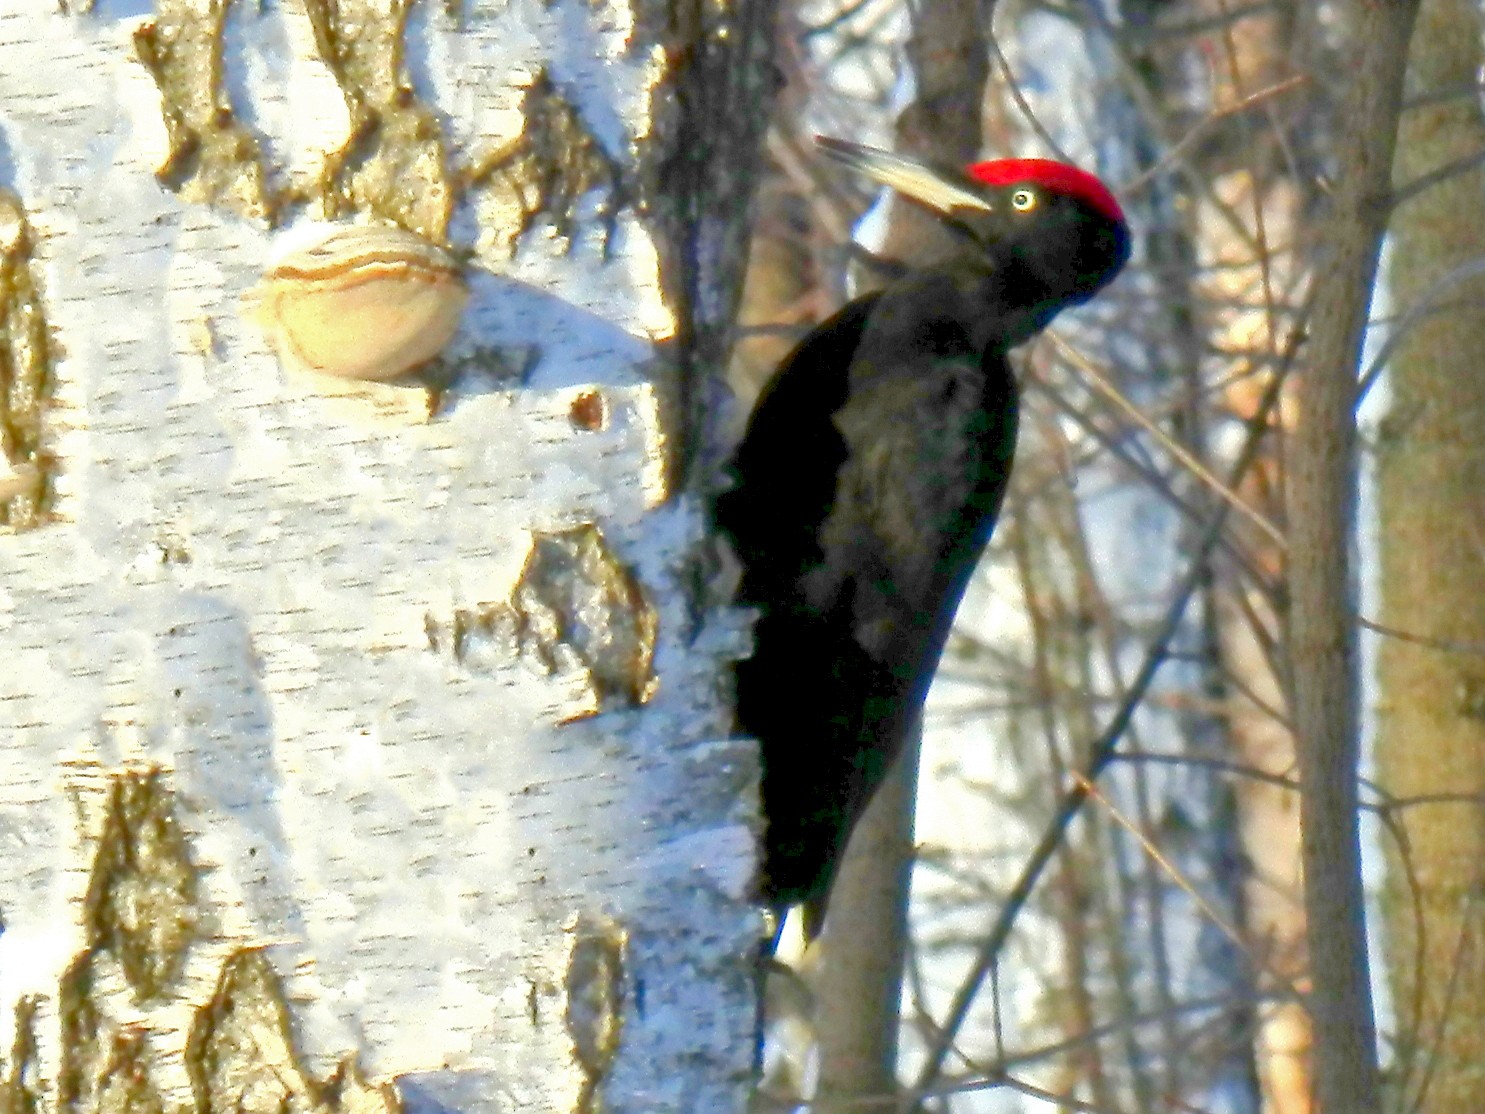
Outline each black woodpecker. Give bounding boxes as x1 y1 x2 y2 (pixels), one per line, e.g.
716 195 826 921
717 137 1130 940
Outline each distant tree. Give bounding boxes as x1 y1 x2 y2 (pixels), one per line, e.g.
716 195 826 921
1377 2 1485 1109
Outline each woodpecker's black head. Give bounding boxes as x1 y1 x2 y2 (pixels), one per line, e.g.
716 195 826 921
817 136 1130 314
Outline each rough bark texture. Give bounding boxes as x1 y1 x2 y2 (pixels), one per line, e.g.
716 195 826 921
0 1 776 1111
1285 2 1418 1111
1377 1 1485 1109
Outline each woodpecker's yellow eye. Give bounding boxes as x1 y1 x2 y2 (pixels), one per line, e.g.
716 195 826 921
1011 188 1037 212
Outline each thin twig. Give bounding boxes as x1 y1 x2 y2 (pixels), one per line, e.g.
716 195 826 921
1049 334 1287 548
985 26 1071 161
1122 76 1308 195
911 355 1291 1093
1356 614 1485 657
1389 145 1485 212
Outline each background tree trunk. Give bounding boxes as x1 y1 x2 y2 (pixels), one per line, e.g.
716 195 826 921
804 0 990 1105
0 1 775 1110
1285 2 1418 1111
811 740 917 1112
1377 2 1485 1109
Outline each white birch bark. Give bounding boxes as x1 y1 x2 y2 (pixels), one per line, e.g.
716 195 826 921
0 1 766 1111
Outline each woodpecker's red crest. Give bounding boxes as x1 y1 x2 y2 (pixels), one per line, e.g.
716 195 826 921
967 158 1126 227
814 137 1129 313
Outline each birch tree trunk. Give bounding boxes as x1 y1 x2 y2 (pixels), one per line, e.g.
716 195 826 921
0 1 773 1111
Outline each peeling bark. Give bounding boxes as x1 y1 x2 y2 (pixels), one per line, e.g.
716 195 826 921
0 0 776 1109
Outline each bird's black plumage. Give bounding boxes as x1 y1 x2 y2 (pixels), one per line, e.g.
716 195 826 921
717 140 1129 939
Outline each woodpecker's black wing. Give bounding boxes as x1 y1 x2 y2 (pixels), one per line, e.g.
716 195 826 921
720 293 880 582
719 273 1019 937
726 139 1128 942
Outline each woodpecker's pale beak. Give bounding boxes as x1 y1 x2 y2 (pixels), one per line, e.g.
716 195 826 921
816 136 993 215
